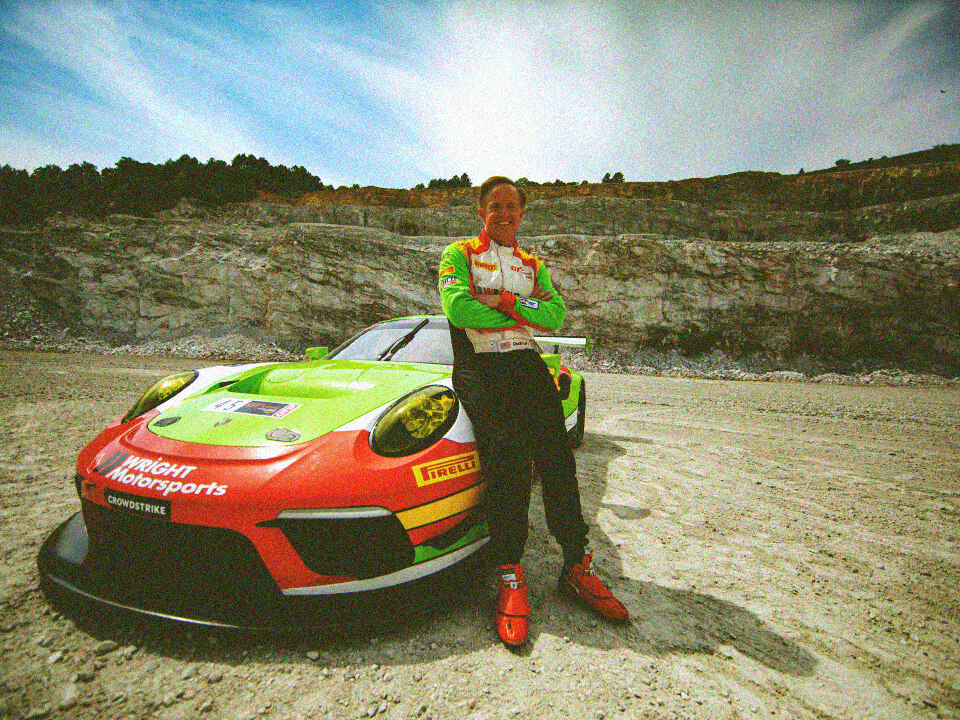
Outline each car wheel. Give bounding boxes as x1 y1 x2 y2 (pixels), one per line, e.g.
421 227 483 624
568 379 586 449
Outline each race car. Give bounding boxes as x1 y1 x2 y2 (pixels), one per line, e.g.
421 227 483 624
38 316 588 628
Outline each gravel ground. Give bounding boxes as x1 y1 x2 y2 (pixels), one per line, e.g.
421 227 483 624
1 350 958 720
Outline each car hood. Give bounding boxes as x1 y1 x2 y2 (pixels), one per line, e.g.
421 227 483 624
148 360 451 447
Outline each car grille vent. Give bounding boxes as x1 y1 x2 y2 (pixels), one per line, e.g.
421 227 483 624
80 499 281 623
260 514 415 580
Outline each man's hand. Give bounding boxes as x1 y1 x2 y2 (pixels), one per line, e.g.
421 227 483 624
532 285 553 301
476 286 553 308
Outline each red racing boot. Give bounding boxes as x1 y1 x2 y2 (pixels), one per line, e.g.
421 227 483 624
559 552 629 623
495 564 529 646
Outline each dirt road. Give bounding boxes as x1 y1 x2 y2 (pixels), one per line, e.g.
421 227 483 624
1 351 958 719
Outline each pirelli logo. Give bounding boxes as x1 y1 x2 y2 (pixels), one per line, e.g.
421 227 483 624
412 451 480 487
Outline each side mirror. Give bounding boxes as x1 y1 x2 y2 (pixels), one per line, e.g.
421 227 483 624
305 346 328 360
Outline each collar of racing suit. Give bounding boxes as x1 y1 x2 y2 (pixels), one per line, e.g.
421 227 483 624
478 228 517 249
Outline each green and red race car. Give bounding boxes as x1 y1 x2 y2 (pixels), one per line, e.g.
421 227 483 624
38 316 588 628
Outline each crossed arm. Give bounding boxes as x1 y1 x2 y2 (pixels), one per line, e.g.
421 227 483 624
474 284 554 309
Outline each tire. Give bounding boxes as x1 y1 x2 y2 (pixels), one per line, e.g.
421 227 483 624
568 378 586 449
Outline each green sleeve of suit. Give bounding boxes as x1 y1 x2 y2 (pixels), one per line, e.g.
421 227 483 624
504 262 565 333
439 243 566 333
438 243 514 330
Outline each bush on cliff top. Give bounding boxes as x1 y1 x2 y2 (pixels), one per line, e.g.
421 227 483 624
0 154 329 225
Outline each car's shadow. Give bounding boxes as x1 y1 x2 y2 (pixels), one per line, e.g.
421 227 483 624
49 431 815 678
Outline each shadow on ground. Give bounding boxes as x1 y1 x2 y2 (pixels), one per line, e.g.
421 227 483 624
42 430 816 677
521 430 817 677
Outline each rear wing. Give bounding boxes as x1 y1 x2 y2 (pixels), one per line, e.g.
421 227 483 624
533 335 591 355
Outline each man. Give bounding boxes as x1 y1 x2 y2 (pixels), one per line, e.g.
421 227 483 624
438 176 628 647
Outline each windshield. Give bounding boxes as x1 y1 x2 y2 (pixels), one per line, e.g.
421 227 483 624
326 317 454 365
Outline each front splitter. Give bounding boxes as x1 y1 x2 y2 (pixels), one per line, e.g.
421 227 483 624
37 513 481 632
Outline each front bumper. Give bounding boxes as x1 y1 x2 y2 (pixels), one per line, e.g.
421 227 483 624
37 511 483 630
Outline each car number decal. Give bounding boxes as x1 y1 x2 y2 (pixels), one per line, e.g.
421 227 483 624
203 398 301 418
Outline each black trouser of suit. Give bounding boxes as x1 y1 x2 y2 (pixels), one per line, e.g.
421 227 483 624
452 347 589 568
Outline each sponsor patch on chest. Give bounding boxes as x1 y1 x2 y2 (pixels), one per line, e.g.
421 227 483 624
511 264 534 279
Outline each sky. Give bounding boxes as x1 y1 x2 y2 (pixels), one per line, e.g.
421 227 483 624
0 0 958 189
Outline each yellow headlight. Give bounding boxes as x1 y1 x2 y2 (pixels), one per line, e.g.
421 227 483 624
121 371 197 424
371 386 459 457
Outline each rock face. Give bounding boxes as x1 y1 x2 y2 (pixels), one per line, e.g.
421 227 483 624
1 171 959 374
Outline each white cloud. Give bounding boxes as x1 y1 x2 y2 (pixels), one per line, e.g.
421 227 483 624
0 0 956 184
393 1 629 182
3 0 273 167
374 0 959 182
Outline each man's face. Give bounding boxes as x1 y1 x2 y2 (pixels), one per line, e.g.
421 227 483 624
478 184 526 246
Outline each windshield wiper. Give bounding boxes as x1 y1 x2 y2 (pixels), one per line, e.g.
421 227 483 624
377 318 430 361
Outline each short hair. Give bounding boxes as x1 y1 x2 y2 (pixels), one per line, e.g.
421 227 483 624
478 176 526 208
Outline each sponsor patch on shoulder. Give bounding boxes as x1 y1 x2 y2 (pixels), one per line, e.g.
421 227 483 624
518 297 539 309
439 275 456 288
105 488 171 520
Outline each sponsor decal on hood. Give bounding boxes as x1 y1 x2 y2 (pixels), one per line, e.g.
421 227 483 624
104 488 171 520
93 452 227 497
203 398 301 418
412 451 479 487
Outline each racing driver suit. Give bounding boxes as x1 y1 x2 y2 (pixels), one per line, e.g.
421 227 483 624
438 229 589 568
